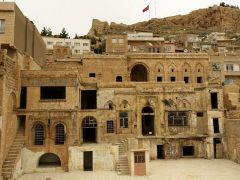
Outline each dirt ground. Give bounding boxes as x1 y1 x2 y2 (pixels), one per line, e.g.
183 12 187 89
18 159 240 180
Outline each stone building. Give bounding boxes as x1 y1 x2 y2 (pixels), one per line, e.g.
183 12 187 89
0 2 239 179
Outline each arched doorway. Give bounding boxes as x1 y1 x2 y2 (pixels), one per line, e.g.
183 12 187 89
142 106 154 136
130 64 148 82
38 153 61 167
82 116 97 143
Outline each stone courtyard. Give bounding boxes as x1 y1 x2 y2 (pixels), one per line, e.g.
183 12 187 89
18 159 240 180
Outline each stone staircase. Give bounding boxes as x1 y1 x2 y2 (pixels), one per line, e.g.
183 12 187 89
1 127 25 180
116 140 130 175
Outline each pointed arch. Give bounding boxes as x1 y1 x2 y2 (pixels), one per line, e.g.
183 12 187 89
130 63 149 82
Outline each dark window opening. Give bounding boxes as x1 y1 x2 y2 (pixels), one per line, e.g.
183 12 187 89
168 111 188 126
213 118 220 133
184 77 189 84
214 138 222 159
84 151 93 171
182 146 194 156
81 90 97 109
107 120 114 133
119 112 128 128
40 86 66 99
157 76 162 82
197 112 204 117
185 69 187 72
82 116 97 143
198 69 201 72
157 145 164 159
130 64 148 82
39 153 61 167
197 77 202 83
142 107 154 135
134 152 145 163
18 115 26 129
20 87 27 108
34 124 44 145
89 73 96 78
211 93 218 109
116 76 123 82
171 69 174 72
55 123 65 145
170 77 176 82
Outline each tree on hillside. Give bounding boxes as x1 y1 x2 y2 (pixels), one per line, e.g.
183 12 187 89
41 27 48 36
46 28 52 37
59 28 69 38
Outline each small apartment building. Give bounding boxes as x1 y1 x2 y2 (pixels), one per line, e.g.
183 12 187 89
43 37 91 55
127 32 164 53
105 35 128 54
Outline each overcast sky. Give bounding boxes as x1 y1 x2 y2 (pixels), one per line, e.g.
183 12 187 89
9 0 240 37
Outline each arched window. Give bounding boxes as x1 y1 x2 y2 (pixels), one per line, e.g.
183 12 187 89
55 123 65 145
116 76 123 82
130 64 148 82
34 123 44 145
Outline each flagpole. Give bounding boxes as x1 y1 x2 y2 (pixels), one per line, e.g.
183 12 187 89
155 0 156 18
149 5 150 20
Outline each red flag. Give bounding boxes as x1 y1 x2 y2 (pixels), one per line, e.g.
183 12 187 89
142 5 149 13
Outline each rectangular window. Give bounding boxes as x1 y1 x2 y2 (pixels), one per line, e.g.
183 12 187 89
168 111 188 126
118 39 124 44
74 42 80 46
157 76 162 82
65 42 71 46
0 19 5 33
134 152 145 163
112 39 117 44
83 43 89 46
89 73 96 78
107 121 114 133
213 118 220 133
226 64 234 71
40 86 66 100
119 112 128 128
184 77 189 84
20 87 27 109
47 41 53 45
196 112 204 117
56 42 63 45
197 77 202 83
210 92 218 109
81 90 97 109
170 76 176 82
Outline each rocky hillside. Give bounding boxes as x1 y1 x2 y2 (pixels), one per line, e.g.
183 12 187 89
88 5 240 38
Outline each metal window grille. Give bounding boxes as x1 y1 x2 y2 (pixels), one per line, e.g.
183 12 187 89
168 111 188 126
34 124 44 145
134 152 145 163
55 123 65 145
119 112 128 128
82 116 97 128
107 121 114 133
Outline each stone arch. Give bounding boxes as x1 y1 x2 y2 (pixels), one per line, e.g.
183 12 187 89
168 64 177 81
177 99 191 109
195 63 204 73
182 62 192 83
130 63 149 82
195 63 205 83
82 116 97 143
120 99 130 109
104 100 116 110
141 106 155 136
38 153 61 167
